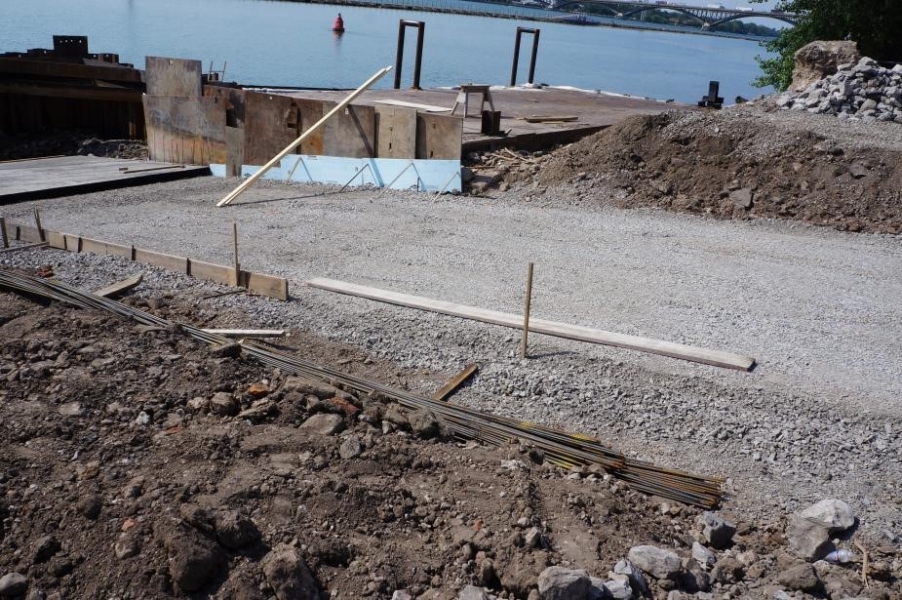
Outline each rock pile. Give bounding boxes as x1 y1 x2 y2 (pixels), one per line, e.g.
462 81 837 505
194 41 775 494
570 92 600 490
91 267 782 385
776 57 902 123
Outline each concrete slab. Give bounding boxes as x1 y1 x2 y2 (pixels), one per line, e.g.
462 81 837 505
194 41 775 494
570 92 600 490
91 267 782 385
0 156 210 203
261 86 690 153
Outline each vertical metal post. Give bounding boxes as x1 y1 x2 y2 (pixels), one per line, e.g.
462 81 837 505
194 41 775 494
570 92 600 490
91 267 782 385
511 27 540 86
395 20 425 90
394 22 407 89
520 262 534 359
527 29 540 84
510 29 523 87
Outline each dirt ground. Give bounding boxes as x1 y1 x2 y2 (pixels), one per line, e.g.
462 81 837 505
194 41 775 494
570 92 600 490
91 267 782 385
1 270 899 600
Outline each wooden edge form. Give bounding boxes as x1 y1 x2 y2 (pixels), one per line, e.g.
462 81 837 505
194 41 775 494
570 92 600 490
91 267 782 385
188 259 232 285
201 329 287 338
80 237 131 259
306 277 756 371
14 224 43 243
94 273 143 298
134 248 189 272
244 270 289 301
434 364 479 401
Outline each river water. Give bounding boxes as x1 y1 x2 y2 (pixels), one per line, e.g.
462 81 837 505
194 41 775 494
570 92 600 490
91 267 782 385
2 0 775 103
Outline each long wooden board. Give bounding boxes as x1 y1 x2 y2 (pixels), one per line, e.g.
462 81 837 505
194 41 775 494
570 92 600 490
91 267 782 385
306 278 756 371
3 222 289 301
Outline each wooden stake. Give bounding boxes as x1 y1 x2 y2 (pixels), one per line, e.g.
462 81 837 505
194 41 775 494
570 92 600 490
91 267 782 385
33 208 45 242
232 223 240 287
520 262 534 359
0 217 8 249
434 364 479 401
216 65 392 207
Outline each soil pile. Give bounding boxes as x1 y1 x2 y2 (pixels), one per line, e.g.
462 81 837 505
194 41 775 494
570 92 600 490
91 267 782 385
487 106 902 234
2 274 899 599
0 132 147 161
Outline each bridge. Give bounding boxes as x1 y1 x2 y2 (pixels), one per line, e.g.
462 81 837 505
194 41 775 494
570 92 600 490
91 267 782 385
542 0 799 28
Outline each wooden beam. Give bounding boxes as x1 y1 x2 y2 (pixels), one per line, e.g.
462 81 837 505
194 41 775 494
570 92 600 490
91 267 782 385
33 209 45 242
434 364 479 401
93 273 143 298
521 262 534 359
306 277 757 371
216 65 392 207
201 329 286 338
0 217 8 249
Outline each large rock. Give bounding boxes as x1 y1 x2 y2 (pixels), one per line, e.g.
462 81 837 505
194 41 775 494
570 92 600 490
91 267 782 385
691 541 716 570
0 573 28 597
458 585 489 600
799 499 856 533
627 545 682 580
298 413 344 436
600 574 631 600
613 560 648 596
262 544 319 600
409 408 441 439
777 563 821 593
215 510 260 550
792 40 860 92
787 515 834 561
701 512 736 549
159 525 226 592
537 567 591 600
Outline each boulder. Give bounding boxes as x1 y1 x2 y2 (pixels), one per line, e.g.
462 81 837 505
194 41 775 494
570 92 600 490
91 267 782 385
458 585 489 600
409 408 441 439
160 525 226 592
701 512 736 549
601 574 631 600
298 413 344 436
792 41 860 92
691 541 716 570
613 560 648 596
537 566 591 600
215 511 260 550
787 516 834 561
627 545 682 580
339 435 363 459
262 544 319 600
777 563 821 593
209 392 239 416
799 499 856 533
0 573 28 597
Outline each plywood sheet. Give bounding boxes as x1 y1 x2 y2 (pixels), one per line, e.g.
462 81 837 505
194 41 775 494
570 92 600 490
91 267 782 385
416 113 462 160
295 99 324 156
226 126 244 177
323 102 375 158
244 91 299 166
143 96 227 165
204 86 246 127
145 57 202 98
375 106 417 159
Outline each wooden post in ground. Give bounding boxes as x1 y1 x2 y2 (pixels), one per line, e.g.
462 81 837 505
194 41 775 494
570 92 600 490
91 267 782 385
232 223 240 287
520 262 534 359
0 217 8 248
33 209 45 242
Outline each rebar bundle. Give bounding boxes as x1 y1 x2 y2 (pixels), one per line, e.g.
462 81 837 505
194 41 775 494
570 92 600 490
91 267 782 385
0 269 723 507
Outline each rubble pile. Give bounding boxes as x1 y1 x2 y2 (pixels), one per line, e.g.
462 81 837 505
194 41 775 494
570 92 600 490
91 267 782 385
776 58 902 123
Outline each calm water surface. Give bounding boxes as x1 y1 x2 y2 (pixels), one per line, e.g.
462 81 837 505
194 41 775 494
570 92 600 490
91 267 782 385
2 0 775 103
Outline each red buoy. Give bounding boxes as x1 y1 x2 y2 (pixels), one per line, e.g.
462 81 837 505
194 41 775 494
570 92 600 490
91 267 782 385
332 13 345 33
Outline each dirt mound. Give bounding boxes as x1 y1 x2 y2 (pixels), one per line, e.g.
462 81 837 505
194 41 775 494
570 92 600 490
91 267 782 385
0 131 147 161
530 107 902 233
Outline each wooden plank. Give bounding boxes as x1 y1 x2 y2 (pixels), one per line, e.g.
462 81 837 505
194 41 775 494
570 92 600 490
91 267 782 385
0 217 7 248
244 271 290 301
80 237 131 259
434 364 479 401
323 102 375 158
143 96 227 165
201 329 286 338
416 113 462 160
45 230 67 250
94 273 143 298
374 105 417 159
14 224 43 243
134 248 188 273
306 278 756 371
145 57 202 97
244 91 299 166
296 99 324 155
188 259 232 285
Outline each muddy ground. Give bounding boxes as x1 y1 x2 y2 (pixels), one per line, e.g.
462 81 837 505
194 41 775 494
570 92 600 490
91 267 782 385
0 263 900 600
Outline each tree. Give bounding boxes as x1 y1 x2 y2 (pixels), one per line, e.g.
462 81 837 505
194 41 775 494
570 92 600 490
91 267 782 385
752 0 902 91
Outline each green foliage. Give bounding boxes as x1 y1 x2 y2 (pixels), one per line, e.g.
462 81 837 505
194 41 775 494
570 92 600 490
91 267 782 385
752 0 902 91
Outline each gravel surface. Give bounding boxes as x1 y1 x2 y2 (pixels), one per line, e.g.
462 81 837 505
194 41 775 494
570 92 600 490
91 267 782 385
3 173 901 543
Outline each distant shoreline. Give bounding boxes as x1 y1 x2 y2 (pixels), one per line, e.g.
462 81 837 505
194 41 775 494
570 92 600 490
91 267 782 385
269 0 776 42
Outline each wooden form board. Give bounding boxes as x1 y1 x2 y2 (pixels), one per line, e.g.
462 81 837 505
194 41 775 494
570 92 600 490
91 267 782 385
416 113 462 160
323 102 375 158
145 57 202 98
306 277 756 371
295 99 324 156
244 91 299 166
375 106 417 159
144 95 227 165
9 223 289 301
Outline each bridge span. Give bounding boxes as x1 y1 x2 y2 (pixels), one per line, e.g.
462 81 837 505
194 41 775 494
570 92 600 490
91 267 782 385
542 0 798 29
